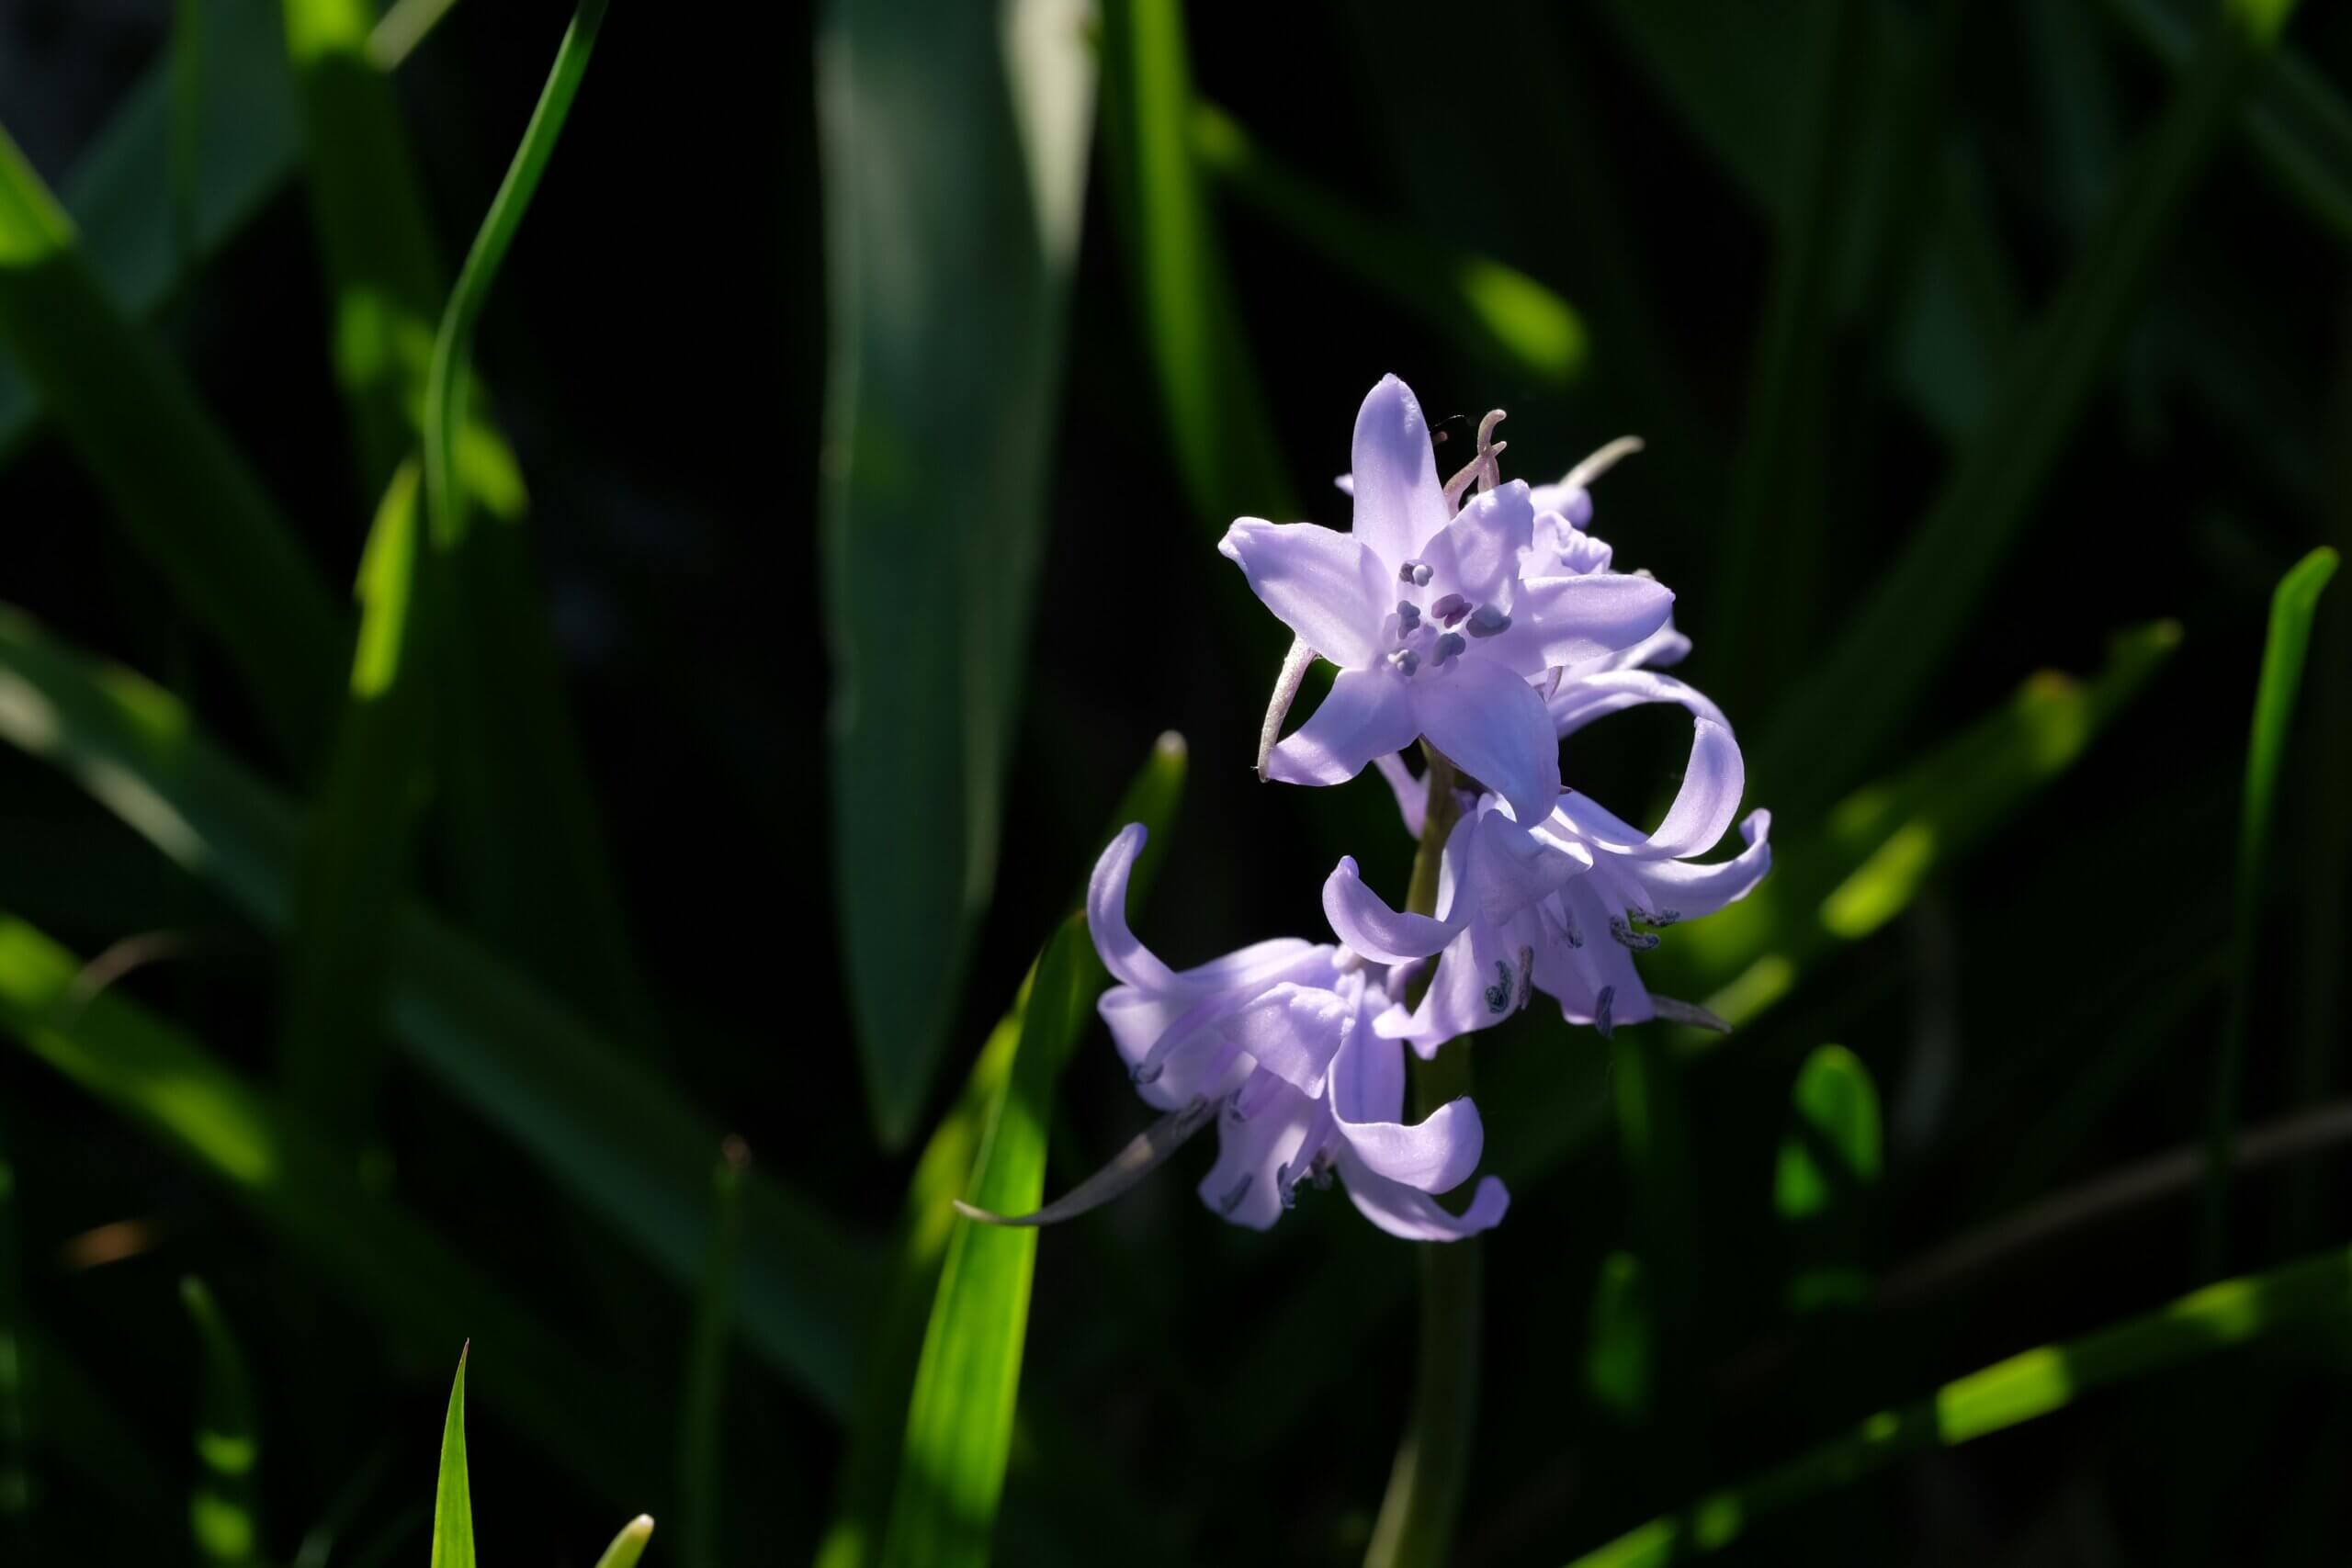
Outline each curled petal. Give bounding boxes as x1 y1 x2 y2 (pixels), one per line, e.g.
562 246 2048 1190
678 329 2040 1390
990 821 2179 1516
1220 521 1389 670
1412 657 1562 824
1268 669 1420 788
1329 1029 1487 1192
1197 1087 1320 1232
1225 982 1351 1096
1645 718 1745 860
1324 855 1458 964
1464 804 1590 921
1373 750 1426 839
1550 667 1724 740
1343 1168 1510 1241
1349 374 1450 564
1621 809 1773 921
1374 910 1541 1057
1086 825 1175 992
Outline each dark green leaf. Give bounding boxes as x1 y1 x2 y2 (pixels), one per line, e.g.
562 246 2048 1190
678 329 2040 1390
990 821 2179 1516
428 1350 475 1568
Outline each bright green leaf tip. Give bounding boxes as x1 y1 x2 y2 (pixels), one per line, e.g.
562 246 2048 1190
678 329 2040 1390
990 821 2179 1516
430 1347 477 1568
592 1514 656 1568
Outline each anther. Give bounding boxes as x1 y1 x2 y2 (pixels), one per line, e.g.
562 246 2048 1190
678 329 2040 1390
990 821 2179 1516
1131 1061 1165 1086
1430 593 1471 626
1398 560 1434 588
1464 604 1511 638
1389 648 1421 678
1395 601 1422 634
1515 946 1534 1010
1594 986 1615 1040
1608 916 1661 952
1484 958 1515 1016
1431 632 1466 665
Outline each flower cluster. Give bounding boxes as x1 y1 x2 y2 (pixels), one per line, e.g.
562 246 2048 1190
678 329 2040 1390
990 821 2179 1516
987 376 1772 1244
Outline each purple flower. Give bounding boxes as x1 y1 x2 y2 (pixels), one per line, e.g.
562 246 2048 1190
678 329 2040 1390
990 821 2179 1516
1329 670 1771 1046
1089 825 1509 1239
1220 376 1674 822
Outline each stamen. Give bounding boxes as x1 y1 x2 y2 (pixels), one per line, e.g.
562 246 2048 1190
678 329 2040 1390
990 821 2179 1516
1483 958 1515 1016
1430 593 1471 626
1395 601 1423 634
1560 434 1645 492
1431 631 1466 666
1608 916 1661 952
1389 648 1421 678
1649 995 1732 1033
1515 945 1534 1010
1464 604 1511 638
1595 985 1615 1040
954 1097 1221 1227
1256 636 1317 783
1398 559 1434 588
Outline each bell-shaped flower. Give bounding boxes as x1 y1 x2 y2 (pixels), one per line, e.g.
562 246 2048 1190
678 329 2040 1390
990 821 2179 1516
1084 824 1509 1239
1331 670 1771 1045
1221 375 1674 821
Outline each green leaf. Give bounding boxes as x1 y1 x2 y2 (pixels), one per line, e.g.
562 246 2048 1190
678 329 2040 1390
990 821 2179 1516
880 913 1097 1568
593 1516 657 1568
181 1278 261 1568
1776 1044 1882 1313
2201 545 2337 1270
818 0 1101 1147
1188 102 1587 388
818 733 1184 1568
279 461 429 1136
1099 0 1291 522
0 121 342 766
0 912 657 1497
1584 1252 1653 1424
0 0 300 460
1755 0 2305 817
0 607 876 1416
1561 1243 2352 1565
679 1143 746 1568
429 1350 476 1568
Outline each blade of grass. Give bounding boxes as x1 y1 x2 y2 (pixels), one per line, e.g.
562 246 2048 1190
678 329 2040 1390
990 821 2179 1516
1756 0 2307 817
1777 1045 1881 1314
0 124 342 765
279 461 428 1137
594 1516 657 1568
1188 101 1587 388
181 1278 261 1568
2200 545 2337 1274
878 911 1096 1568
429 1350 475 1568
1099 0 1290 522
0 913 656 1495
0 606 876 1416
1561 1241 2352 1566
819 0 1101 1146
815 732 1184 1568
680 1141 746 1568
1585 1253 1653 1425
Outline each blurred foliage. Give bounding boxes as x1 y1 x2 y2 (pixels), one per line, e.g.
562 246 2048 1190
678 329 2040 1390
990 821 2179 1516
0 0 2348 1564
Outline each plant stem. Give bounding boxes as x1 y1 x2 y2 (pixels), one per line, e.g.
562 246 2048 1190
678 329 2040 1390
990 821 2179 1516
1365 747 1479 1568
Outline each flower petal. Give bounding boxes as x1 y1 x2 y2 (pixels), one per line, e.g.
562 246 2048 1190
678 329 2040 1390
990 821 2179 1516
1086 825 1175 992
1267 668 1421 788
1412 657 1562 823
1645 718 1744 859
1463 802 1591 921
1336 1090 1486 1192
1197 1086 1319 1231
1508 572 1676 670
1324 854 1459 964
1549 667 1724 739
1099 987 1249 1109
1349 374 1450 564
1224 982 1351 1096
1418 480 1536 608
1374 750 1426 839
1219 521 1389 669
1623 809 1773 921
1342 1167 1510 1241
1374 909 1541 1057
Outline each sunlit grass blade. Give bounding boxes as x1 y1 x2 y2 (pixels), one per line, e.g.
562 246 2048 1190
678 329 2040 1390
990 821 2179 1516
1099 0 1290 522
0 607 876 1416
1585 1252 1652 1425
0 1144 25 1537
0 0 297 459
1660 621 2181 1034
2108 0 2352 245
594 1515 656 1568
1561 1242 2352 1566
280 461 427 1137
0 124 341 765
2200 545 2337 1273
1776 1044 1881 1314
819 0 1100 1148
1188 101 1586 388
679 1141 746 1568
181 1278 260 1568
429 1349 475 1568
1756 0 2305 816
879 913 1097 1568
817 733 1184 1568
0 913 659 1495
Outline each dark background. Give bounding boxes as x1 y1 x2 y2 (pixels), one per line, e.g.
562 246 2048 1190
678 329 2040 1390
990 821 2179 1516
3 0 2349 1562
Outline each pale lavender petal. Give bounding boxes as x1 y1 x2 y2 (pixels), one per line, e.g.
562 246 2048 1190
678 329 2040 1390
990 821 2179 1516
1645 718 1744 860
1086 825 1176 992
1412 657 1562 823
1219 520 1389 669
1550 668 1725 740
1463 803 1591 921
1622 809 1773 920
1349 374 1450 564
1334 473 1355 496
1224 982 1351 1096
1374 909 1541 1057
1342 1166 1510 1240
1197 1086 1318 1231
1268 668 1420 787
1099 987 1249 1109
1323 855 1458 964
1533 882 1656 1030
1418 480 1536 608
1336 1095 1486 1191
1506 572 1675 670
1374 750 1426 839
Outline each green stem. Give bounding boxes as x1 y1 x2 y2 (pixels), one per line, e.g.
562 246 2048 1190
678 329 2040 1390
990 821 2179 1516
1365 747 1479 1568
